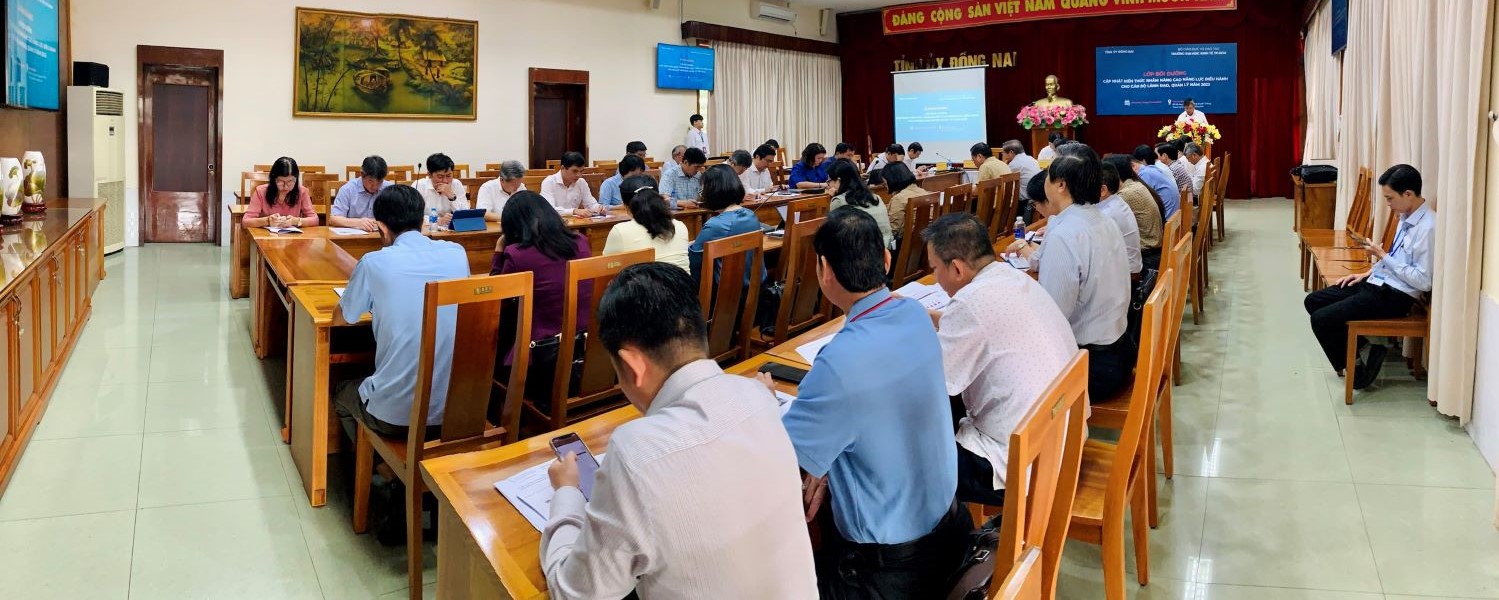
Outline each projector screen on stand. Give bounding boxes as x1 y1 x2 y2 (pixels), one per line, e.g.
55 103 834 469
893 67 987 166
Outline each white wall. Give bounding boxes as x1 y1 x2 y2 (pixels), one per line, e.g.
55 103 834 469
68 0 837 245
1471 33 1499 472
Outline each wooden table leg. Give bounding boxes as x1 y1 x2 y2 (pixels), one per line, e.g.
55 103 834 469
230 222 249 298
289 305 330 507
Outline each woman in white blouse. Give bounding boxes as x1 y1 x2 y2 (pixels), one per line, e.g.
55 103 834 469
603 175 690 272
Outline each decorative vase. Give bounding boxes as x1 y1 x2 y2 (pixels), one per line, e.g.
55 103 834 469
21 151 46 214
0 157 21 226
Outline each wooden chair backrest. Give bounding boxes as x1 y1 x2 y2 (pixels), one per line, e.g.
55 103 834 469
995 172 1023 238
786 195 829 227
407 272 533 467
770 217 830 346
869 184 890 205
1168 234 1193 353
527 168 554 177
698 230 765 363
523 175 548 191
645 160 665 169
451 163 471 178
255 164 326 173
239 171 270 203
776 146 789 165
770 162 787 187
485 162 505 171
460 177 493 196
1178 186 1195 244
546 249 656 428
546 159 562 170
1215 153 1231 197
975 176 1005 239
476 170 501 180
1195 174 1216 256
1163 211 1182 250
990 546 1043 600
582 172 610 200
1348 167 1374 237
892 192 941 286
943 183 975 216
996 350 1089 600
1102 270 1172 514
1379 206 1400 250
385 165 415 182
301 173 341 214
344 165 361 180
594 160 619 169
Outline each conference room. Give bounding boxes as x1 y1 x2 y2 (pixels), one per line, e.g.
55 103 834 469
0 0 1497 598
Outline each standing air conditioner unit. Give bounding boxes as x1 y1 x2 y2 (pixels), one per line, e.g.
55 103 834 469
66 86 126 253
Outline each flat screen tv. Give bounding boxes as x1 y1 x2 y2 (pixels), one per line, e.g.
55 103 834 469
657 43 714 91
5 0 61 110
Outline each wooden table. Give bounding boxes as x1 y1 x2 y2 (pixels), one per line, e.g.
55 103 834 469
285 284 371 507
250 236 358 359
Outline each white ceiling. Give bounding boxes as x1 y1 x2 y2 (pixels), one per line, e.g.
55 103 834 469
785 0 896 13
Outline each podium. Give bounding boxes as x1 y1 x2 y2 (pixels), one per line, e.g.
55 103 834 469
1030 125 1074 157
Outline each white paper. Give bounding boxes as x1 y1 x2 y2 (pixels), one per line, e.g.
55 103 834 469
775 390 797 417
494 453 606 532
329 227 369 236
333 287 345 298
796 334 835 364
894 281 951 311
266 226 302 234
1005 255 1031 271
777 205 789 223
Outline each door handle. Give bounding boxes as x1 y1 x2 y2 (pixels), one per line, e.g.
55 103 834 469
208 163 216 173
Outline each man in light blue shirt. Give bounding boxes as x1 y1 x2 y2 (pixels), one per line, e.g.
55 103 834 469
778 207 967 596
660 148 706 210
1133 144 1180 219
334 185 470 440
330 155 394 232
598 155 646 207
1305 164 1433 389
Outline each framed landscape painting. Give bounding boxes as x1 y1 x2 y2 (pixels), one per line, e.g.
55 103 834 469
294 7 477 119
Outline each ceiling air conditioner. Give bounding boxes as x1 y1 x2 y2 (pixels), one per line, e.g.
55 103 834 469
756 2 796 24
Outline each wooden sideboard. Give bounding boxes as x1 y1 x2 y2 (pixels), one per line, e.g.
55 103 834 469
0 200 107 496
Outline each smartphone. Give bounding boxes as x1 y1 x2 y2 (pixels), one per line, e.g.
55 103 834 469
758 362 809 384
1347 231 1372 248
549 433 601 501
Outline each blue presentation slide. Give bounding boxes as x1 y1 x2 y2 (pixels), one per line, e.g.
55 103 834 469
894 91 985 145
1095 43 1236 116
657 44 714 91
6 0 61 110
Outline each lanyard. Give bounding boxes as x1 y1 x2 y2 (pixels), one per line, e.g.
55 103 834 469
849 296 895 323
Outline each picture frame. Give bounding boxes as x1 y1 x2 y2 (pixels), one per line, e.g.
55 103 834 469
293 7 477 119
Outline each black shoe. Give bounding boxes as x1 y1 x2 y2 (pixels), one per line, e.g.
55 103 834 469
1353 344 1388 390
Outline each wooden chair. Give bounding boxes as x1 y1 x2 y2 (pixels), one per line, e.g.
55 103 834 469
975 177 1005 240
524 249 655 431
1345 300 1430 404
645 160 665 169
869 184 890 205
582 172 609 200
1161 212 1183 383
301 173 341 215
526 168 554 177
484 162 504 171
254 164 326 173
758 217 830 348
350 272 533 600
990 547 1044 600
770 162 787 187
344 165 362 180
995 172 1023 238
386 166 415 182
891 191 940 286
985 350 1090 600
238 171 269 203
522 175 548 191
784 195 829 227
593 159 618 169
1213 153 1230 242
451 163 471 178
476 170 501 180
459 177 493 198
1163 211 1182 253
1188 174 1215 324
697 231 764 363
1301 167 1372 289
1071 270 1173 600
943 183 975 216
546 159 561 170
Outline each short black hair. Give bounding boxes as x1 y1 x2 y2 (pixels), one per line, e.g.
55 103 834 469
700 164 744 210
885 143 905 155
1047 153 1102 205
625 141 647 154
360 155 388 180
425 152 455 173
1101 162 1121 195
908 142 924 153
617 154 646 176
814 207 888 294
882 161 917 194
764 138 780 149
752 144 776 160
683 148 708 166
1026 172 1048 204
834 142 854 155
560 152 587 169
1154 143 1180 161
1047 132 1063 144
970 143 993 158
1183 97 1195 106
923 212 996 265
1057 141 1097 162
1378 164 1422 196
689 113 704 125
598 262 708 368
620 173 658 204
373 184 423 235
730 149 752 168
827 159 878 209
1131 144 1156 164
1103 154 1142 185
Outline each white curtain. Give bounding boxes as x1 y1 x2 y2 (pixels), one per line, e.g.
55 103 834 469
1333 0 1385 229
708 40 842 159
1303 1 1340 160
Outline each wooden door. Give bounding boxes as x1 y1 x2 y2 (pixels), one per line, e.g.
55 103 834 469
138 46 223 244
528 69 588 169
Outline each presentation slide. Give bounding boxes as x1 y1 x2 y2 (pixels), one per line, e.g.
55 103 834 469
893 67 987 164
657 44 714 91
1095 43 1236 116
5 0 61 110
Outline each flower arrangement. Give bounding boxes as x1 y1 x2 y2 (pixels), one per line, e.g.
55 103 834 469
1016 104 1088 129
1157 120 1221 145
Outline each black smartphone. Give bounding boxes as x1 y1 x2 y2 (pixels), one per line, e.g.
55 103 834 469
549 432 601 501
758 362 809 384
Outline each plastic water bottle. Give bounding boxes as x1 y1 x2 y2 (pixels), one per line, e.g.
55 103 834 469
1014 217 1025 240
429 207 440 230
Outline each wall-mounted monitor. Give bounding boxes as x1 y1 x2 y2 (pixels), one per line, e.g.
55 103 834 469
657 43 714 91
5 0 61 110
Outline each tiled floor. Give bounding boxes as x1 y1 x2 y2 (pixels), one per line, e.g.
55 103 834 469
0 199 1492 599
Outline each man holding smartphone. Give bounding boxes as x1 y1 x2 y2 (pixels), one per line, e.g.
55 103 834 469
1304 164 1434 388
542 263 815 599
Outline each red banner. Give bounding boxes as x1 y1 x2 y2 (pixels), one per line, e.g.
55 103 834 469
882 0 1237 35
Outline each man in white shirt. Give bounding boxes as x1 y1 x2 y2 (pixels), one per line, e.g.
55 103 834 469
412 153 469 228
1183 142 1208 200
540 152 605 217
905 142 930 176
475 160 525 222
544 263 816 599
1305 164 1433 388
662 145 686 173
865 143 904 174
740 144 777 195
1098 163 1144 274
684 114 709 155
924 212 1077 506
1177 98 1209 125
1000 140 1041 200
1036 132 1064 161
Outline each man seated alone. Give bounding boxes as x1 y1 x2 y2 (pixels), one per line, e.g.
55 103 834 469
334 185 470 440
476 160 526 222
599 154 646 206
660 147 706 210
923 213 1077 507
1304 164 1433 388
329 155 394 232
413 152 470 228
542 263 816 598
972 142 1012 181
865 143 904 175
540 152 607 218
776 207 968 595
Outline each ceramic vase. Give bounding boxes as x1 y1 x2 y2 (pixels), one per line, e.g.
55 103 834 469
0 157 21 225
21 151 46 214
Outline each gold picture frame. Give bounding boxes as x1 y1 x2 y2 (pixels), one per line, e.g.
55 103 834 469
293 7 477 119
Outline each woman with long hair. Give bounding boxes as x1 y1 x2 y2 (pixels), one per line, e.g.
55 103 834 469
689 164 766 284
603 175 690 272
491 190 593 352
243 156 318 228
827 159 893 249
787 143 829 190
